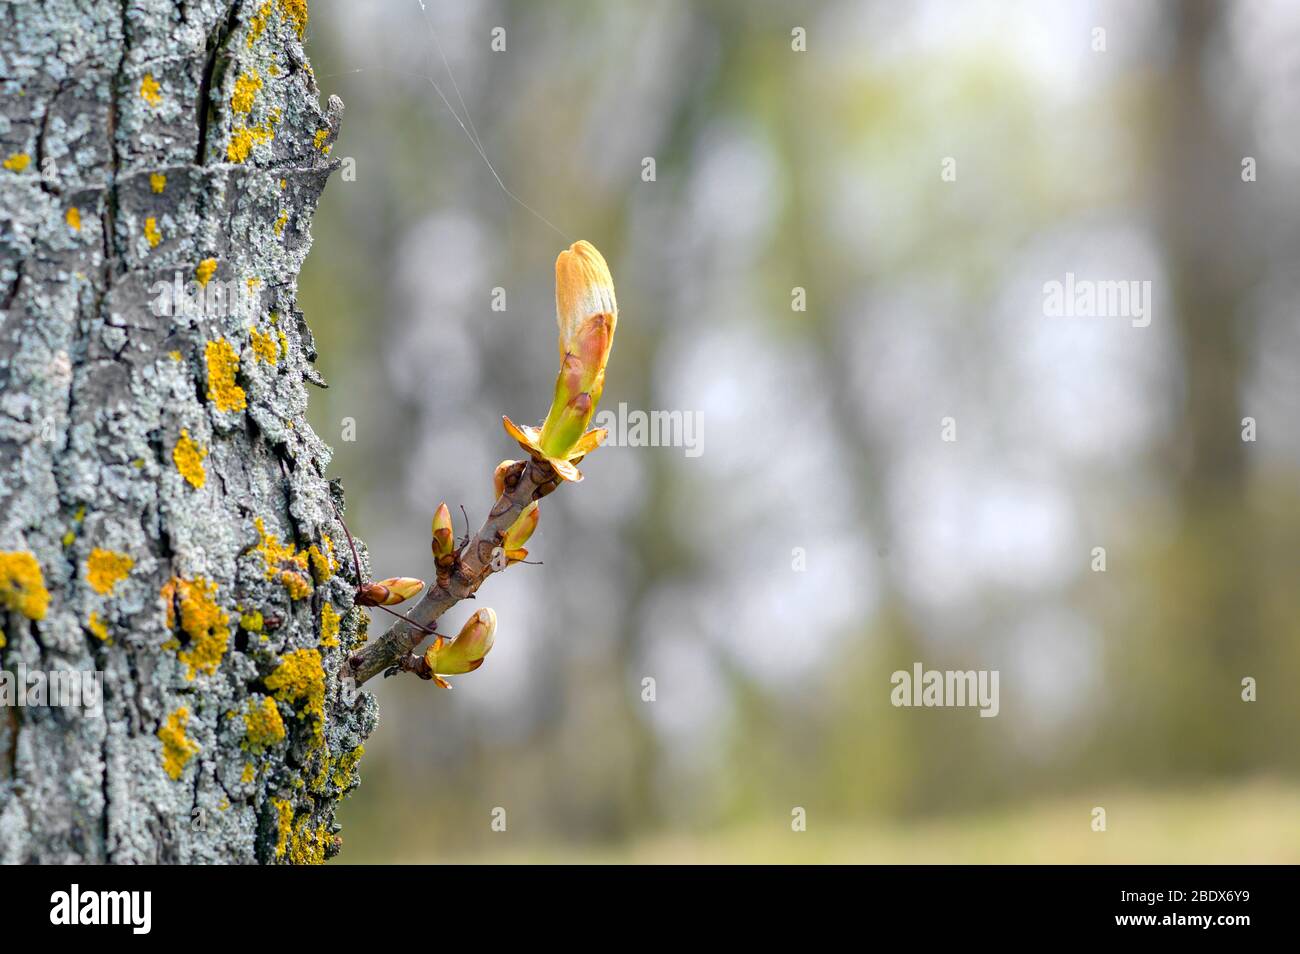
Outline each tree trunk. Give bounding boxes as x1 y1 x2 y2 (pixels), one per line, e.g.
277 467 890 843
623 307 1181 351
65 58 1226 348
0 0 372 863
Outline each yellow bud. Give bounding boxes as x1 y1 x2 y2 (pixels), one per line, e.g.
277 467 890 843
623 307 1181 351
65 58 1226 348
355 577 425 606
423 608 497 676
373 577 424 604
503 501 539 552
493 459 519 499
431 502 454 560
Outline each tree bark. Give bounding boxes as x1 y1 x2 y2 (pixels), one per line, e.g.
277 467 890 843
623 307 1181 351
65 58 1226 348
0 0 372 863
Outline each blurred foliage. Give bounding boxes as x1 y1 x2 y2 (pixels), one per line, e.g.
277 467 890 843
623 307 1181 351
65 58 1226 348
296 0 1300 862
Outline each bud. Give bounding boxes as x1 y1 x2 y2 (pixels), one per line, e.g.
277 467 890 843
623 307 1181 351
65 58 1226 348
493 459 519 499
501 240 617 482
431 502 455 560
500 502 539 563
423 608 497 680
355 577 425 606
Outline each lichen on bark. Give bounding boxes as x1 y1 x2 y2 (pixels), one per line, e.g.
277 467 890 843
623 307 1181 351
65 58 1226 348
0 0 372 863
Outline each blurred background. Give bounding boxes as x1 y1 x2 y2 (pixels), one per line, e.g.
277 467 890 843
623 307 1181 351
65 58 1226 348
297 0 1300 862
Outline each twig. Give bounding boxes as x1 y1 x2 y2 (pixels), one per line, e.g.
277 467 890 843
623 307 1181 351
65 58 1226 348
346 457 559 685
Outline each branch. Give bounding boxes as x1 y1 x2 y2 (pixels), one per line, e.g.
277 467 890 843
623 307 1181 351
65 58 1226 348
346 458 559 685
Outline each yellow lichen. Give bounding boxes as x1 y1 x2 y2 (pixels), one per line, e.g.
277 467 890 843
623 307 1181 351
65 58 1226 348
253 517 309 582
249 326 278 365
172 429 207 489
279 570 311 600
241 761 255 784
319 602 340 647
3 153 31 172
240 609 264 632
306 543 333 582
204 339 247 412
243 695 286 751
0 551 50 620
333 745 364 788
161 576 230 680
272 797 293 858
273 209 288 236
61 530 75 547
226 123 273 163
144 216 162 248
169 349 182 361
248 2 272 47
87 611 110 643
231 70 262 114
266 648 325 742
139 73 162 107
195 257 217 287
158 707 199 780
150 173 166 193
86 548 133 595
66 207 81 231
313 128 330 152
285 816 329 865
280 0 309 37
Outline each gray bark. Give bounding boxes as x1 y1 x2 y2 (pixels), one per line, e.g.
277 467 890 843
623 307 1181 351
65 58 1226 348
0 0 374 863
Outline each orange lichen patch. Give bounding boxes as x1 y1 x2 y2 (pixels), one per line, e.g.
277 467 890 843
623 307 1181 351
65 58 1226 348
0 551 50 621
231 70 262 114
319 602 340 647
243 695 286 751
150 172 166 193
279 570 311 600
66 207 81 231
312 128 330 153
195 257 218 287
144 216 162 248
86 548 133 595
158 707 199 780
249 326 278 365
3 153 30 172
87 611 111 643
160 576 230 680
205 339 246 412
139 73 162 107
265 648 325 742
227 123 273 163
172 428 207 489
280 0 309 37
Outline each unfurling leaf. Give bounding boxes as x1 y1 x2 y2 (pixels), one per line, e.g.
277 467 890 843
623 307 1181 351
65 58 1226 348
502 240 617 482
